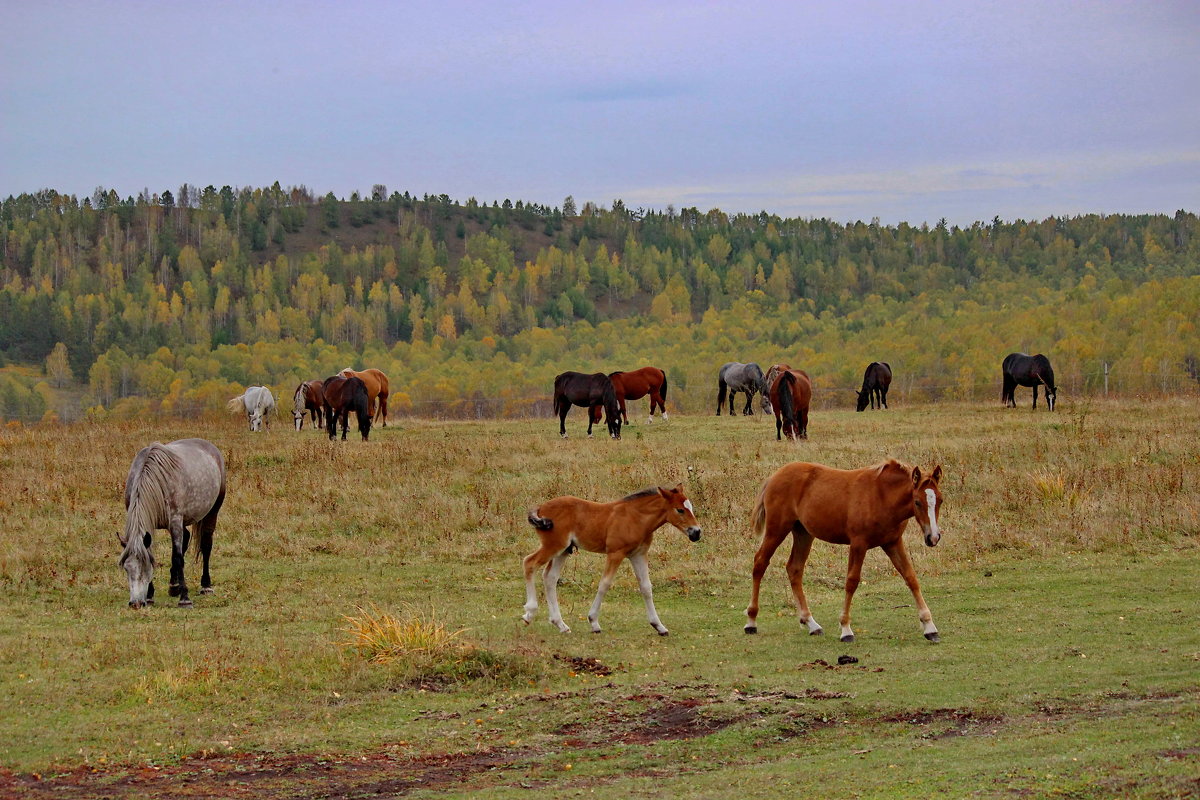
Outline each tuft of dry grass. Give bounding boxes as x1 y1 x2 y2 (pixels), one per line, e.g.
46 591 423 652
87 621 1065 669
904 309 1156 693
340 604 467 665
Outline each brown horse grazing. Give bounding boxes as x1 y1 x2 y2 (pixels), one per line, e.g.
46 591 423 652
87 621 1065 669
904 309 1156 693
522 485 702 636
322 375 372 441
292 380 325 430
744 460 944 643
590 366 669 426
339 367 390 426
763 365 812 441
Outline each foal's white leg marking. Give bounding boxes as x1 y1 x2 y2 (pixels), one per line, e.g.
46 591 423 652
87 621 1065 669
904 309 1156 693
522 569 539 624
924 488 941 545
803 616 823 635
629 551 668 635
839 623 855 641
544 552 571 632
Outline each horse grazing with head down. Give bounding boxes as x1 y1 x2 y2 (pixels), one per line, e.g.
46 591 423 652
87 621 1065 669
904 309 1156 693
340 367 390 426
1002 353 1057 410
522 485 702 635
590 366 669 426
744 459 945 643
553 371 621 439
322 375 372 441
119 438 225 609
716 362 765 415
292 380 325 430
856 362 892 411
227 386 276 431
762 364 812 441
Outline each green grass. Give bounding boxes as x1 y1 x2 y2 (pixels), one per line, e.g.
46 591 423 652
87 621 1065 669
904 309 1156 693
1 399 1198 797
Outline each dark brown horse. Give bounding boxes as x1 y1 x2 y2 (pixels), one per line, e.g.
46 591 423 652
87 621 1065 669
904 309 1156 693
340 367 391 426
554 371 622 439
856 362 892 411
292 380 325 430
590 366 669 426
744 459 944 642
322 375 372 441
764 364 812 441
1002 353 1057 410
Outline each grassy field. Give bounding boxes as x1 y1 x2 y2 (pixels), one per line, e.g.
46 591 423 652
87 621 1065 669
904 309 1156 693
1 399 1198 798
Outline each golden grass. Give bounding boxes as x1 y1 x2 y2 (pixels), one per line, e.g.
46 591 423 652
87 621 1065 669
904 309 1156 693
340 604 467 665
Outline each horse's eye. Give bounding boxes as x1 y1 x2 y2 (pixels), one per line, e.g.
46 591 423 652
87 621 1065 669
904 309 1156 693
677 508 685 514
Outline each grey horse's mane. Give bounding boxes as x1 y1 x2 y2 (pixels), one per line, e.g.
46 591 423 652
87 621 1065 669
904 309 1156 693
119 443 181 570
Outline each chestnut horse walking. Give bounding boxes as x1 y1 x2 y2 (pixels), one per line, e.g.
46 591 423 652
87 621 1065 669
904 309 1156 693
292 380 325 430
522 485 702 635
763 364 812 441
340 367 390 426
744 460 944 642
590 366 669 426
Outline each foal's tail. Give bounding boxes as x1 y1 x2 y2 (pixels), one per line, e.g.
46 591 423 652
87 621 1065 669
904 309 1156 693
528 510 554 531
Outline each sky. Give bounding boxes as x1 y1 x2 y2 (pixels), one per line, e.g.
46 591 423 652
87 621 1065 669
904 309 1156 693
2 1 1198 226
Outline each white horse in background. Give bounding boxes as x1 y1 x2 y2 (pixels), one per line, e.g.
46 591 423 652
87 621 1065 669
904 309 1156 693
227 386 277 431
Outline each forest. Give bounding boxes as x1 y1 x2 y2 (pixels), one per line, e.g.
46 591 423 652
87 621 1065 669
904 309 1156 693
1 184 1198 422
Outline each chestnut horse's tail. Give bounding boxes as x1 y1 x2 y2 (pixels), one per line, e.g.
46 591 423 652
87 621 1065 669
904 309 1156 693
751 483 768 540
778 371 797 434
658 369 668 406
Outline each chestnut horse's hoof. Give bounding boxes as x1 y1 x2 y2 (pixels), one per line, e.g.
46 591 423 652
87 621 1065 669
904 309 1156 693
839 634 855 643
924 632 940 643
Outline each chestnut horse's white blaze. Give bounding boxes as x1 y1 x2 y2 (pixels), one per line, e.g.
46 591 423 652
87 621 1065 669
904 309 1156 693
522 485 701 636
744 459 944 643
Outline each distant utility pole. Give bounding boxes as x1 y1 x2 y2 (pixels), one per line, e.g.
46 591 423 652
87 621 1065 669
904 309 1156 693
1103 362 1110 396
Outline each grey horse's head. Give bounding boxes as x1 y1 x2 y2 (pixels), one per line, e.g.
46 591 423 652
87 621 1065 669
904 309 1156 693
119 531 155 608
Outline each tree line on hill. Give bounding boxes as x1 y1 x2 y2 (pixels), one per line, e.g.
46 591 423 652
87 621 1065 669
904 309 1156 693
0 185 1197 423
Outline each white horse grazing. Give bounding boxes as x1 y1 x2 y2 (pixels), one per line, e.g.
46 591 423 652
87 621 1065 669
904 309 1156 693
227 386 276 431
120 438 226 608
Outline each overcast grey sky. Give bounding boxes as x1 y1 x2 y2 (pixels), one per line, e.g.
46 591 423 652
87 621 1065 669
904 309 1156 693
2 1 1198 225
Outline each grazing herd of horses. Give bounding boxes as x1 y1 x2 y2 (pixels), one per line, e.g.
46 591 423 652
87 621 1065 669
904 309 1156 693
121 351 1054 651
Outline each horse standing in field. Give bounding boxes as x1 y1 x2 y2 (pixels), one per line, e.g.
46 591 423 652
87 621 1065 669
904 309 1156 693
339 367 391 426
856 362 892 411
744 459 944 642
227 386 276 431
764 365 812 441
1002 353 1057 410
716 362 766 416
522 485 702 635
322 375 372 441
553 371 622 439
292 380 325 431
590 366 669 426
119 438 225 609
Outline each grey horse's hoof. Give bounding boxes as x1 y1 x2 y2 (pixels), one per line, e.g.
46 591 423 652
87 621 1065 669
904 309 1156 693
925 632 940 643
199 587 214 595
840 634 855 643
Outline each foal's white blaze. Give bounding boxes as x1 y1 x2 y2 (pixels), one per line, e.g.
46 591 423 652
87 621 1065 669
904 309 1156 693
923 488 940 545
683 499 694 515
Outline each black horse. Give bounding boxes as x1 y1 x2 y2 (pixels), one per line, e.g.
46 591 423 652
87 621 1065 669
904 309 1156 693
553 371 622 439
716 362 766 415
855 362 892 411
322 375 372 440
1002 353 1057 410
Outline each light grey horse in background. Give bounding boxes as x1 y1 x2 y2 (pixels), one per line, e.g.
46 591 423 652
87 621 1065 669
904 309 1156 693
227 385 276 431
119 439 226 608
716 361 766 416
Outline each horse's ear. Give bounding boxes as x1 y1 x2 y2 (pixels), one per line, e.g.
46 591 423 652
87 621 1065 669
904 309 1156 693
673 483 684 494
657 486 672 500
911 466 922 487
931 465 942 483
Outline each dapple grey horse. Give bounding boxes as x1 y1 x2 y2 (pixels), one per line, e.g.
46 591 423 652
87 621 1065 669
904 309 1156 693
717 362 766 416
119 439 225 608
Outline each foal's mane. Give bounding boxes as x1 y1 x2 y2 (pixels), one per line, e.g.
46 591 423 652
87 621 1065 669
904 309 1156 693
620 487 661 502
120 443 181 567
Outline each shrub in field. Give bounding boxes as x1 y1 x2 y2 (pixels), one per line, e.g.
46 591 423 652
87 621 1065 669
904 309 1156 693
340 605 543 687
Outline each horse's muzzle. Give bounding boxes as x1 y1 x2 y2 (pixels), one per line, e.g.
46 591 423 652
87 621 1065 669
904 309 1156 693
924 531 940 547
687 527 702 542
